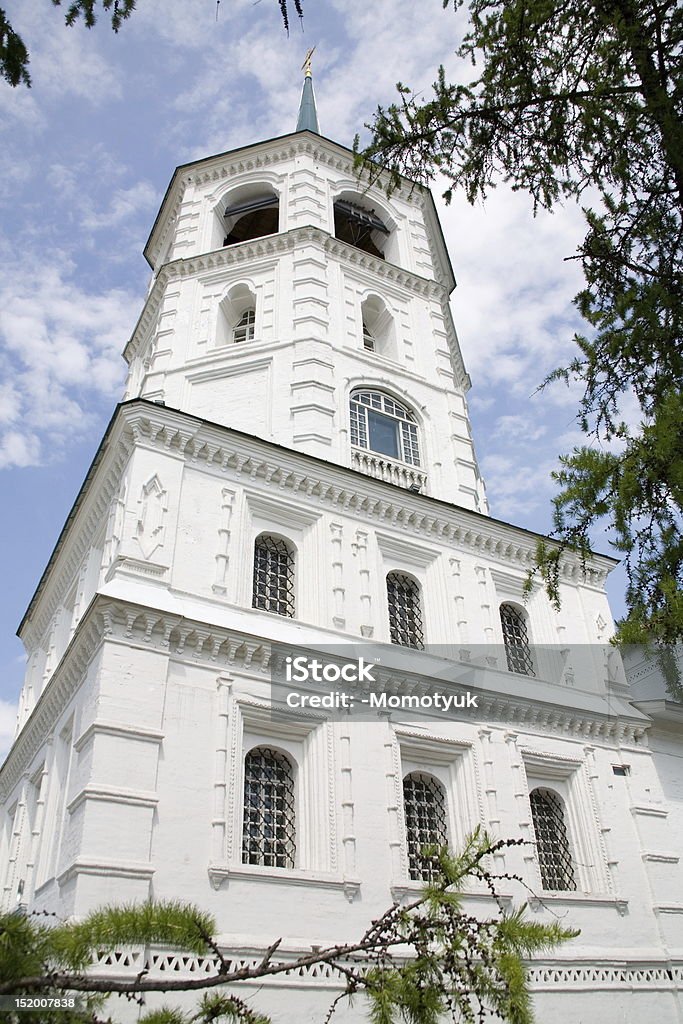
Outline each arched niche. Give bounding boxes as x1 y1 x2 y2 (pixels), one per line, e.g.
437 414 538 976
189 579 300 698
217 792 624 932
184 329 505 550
216 282 257 347
333 190 399 264
361 293 397 359
212 183 280 251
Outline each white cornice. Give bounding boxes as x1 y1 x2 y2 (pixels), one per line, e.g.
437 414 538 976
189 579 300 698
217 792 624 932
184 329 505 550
125 226 449 368
18 401 616 667
144 132 421 268
120 402 615 584
0 593 649 802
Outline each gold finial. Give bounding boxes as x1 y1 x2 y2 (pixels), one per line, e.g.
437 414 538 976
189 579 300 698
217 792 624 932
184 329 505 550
302 46 315 79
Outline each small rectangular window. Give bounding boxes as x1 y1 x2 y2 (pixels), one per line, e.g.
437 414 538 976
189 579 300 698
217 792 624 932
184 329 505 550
612 764 630 776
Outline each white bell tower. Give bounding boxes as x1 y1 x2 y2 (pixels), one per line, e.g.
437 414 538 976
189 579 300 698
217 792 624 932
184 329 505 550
124 62 488 511
2 61 682 1024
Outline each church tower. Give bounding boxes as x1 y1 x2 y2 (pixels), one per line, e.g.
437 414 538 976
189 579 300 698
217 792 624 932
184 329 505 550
2 65 682 1022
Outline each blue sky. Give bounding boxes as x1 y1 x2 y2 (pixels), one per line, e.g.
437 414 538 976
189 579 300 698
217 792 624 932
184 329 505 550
0 0 627 756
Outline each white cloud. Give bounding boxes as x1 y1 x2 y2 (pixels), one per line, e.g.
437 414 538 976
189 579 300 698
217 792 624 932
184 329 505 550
492 414 547 444
0 430 42 470
0 257 138 469
0 86 45 133
81 182 158 231
481 451 560 522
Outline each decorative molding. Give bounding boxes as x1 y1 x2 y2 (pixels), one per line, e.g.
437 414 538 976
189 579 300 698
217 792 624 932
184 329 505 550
22 400 615 660
631 804 668 819
641 851 680 864
135 474 167 559
3 594 653 807
527 895 628 915
213 489 236 594
66 785 159 814
390 882 513 907
56 857 155 886
526 960 683 989
128 226 448 369
490 567 528 599
375 531 440 569
74 721 164 752
352 529 373 637
86 946 683 993
245 489 322 530
106 555 169 582
0 613 106 801
329 522 345 629
207 863 360 900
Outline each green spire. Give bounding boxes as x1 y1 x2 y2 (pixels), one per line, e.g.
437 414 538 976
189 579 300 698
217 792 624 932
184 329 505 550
296 48 319 134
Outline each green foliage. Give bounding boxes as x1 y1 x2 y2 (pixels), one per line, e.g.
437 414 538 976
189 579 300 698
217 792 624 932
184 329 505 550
0 9 30 86
358 0 683 657
362 830 577 1024
0 1 303 87
48 899 217 966
0 832 575 1024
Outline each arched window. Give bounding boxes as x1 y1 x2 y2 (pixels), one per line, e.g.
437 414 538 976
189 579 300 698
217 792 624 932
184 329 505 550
252 535 295 617
223 191 279 247
529 787 577 891
387 572 424 649
233 308 255 343
350 390 420 466
403 772 448 881
500 603 535 676
360 295 397 359
217 283 257 347
242 746 296 869
334 198 388 259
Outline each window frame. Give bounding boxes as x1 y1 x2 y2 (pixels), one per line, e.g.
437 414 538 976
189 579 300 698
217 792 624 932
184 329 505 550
252 533 296 618
521 749 613 898
241 744 297 871
233 307 256 344
499 602 535 676
350 389 421 467
528 786 577 892
391 732 482 894
386 571 425 649
402 771 449 882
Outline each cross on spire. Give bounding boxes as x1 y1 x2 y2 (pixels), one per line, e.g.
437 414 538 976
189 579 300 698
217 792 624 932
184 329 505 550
296 49 319 134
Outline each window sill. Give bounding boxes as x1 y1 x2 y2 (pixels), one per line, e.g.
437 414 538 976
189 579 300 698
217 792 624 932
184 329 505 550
391 881 513 907
208 863 361 902
527 894 629 916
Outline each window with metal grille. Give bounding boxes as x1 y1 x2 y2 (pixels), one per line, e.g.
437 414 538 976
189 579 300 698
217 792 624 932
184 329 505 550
252 535 295 617
500 603 535 676
403 772 448 881
233 308 255 343
242 747 296 869
387 572 424 649
529 787 577 891
350 389 420 466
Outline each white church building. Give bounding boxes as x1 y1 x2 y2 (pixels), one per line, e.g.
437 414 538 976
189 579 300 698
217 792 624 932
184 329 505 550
1 66 682 1022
